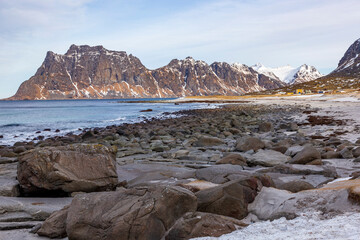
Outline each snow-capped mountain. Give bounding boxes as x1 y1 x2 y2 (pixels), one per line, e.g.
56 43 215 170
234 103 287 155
251 63 323 85
333 38 360 75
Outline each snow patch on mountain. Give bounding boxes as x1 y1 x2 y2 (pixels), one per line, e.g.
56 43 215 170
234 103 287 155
251 63 323 85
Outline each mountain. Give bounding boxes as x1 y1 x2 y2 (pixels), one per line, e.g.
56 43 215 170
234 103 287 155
8 45 288 100
259 38 360 94
331 38 360 77
251 63 323 85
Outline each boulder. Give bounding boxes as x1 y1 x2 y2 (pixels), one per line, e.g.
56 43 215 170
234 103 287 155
236 137 265 152
37 206 69 238
278 180 314 193
322 151 341 159
247 149 290 167
193 136 224 147
340 147 353 159
249 187 358 221
13 146 27 154
285 145 304 157
164 212 247 239
17 144 118 195
353 147 360 158
196 176 273 220
216 153 247 166
258 122 273 132
65 186 197 240
289 145 321 164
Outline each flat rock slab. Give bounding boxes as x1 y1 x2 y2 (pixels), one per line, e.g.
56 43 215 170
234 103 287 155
246 149 290 167
195 165 252 184
0 229 68 240
0 197 72 221
117 163 196 187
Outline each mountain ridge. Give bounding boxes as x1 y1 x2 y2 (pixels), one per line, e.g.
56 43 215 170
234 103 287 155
8 44 320 100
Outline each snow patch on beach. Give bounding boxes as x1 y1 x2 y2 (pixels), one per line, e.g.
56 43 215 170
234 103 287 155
192 212 360 240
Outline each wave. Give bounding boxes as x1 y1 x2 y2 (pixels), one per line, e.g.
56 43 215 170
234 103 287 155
103 117 127 122
0 123 24 128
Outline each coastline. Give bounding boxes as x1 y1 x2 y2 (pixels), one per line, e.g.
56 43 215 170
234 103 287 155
1 96 360 239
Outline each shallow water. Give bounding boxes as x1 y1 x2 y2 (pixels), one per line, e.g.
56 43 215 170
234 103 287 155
0 98 216 145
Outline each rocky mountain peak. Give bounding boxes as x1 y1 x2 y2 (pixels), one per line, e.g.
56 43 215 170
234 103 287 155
334 39 360 73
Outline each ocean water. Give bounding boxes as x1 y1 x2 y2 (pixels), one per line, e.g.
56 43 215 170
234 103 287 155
0 99 216 146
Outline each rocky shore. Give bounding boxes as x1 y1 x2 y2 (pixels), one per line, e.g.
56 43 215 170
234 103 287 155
1 99 360 239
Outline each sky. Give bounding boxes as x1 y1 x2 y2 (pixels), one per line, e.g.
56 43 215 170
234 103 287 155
0 0 360 98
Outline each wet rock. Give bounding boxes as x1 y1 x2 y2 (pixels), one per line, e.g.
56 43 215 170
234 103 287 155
37 206 69 238
236 137 265 152
65 186 197 240
196 176 273 220
43 128 51 132
193 136 224 147
0 135 3 139
140 109 153 112
216 153 247 166
289 145 321 164
165 212 247 239
246 149 290 167
17 144 118 195
278 180 314 193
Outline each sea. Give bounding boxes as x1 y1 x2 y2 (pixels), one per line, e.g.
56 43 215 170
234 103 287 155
0 99 216 146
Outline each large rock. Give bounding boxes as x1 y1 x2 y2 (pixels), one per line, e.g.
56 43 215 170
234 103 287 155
249 187 358 221
65 186 197 240
37 206 69 238
193 136 224 147
258 122 274 132
236 137 265 152
288 145 321 164
17 144 118 195
247 149 290 167
216 153 247 166
164 212 247 239
196 176 273 220
278 180 314 193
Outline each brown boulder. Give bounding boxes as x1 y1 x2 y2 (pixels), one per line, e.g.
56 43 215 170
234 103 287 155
278 180 314 193
37 206 69 238
236 137 265 152
193 136 224 147
258 122 273 132
196 175 273 220
17 144 118 195
289 145 321 164
66 186 197 240
165 212 247 239
216 153 247 166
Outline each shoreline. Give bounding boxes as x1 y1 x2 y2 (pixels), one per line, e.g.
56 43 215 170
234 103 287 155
1 97 360 239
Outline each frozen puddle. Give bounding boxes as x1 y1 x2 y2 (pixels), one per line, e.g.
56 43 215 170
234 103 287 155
192 212 360 240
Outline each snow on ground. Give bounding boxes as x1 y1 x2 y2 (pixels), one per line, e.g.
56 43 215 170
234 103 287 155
330 97 360 102
192 212 360 240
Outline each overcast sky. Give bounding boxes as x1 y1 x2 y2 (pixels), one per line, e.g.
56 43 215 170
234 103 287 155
0 0 359 98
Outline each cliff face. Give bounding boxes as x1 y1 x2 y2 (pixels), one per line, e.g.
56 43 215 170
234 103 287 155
10 45 286 100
